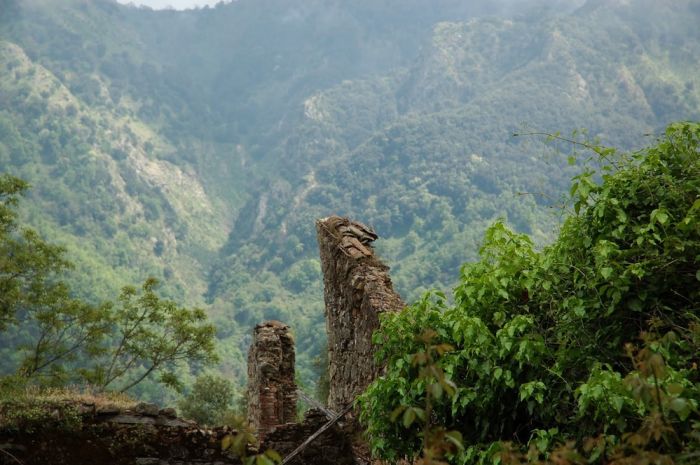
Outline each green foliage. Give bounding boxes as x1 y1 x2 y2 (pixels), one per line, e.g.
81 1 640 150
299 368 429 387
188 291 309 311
178 373 237 425
17 294 112 385
0 175 112 385
359 122 700 464
385 329 464 465
2 0 700 398
0 398 81 433
12 276 219 392
85 278 218 392
0 384 137 433
0 176 218 393
220 415 282 465
0 174 70 330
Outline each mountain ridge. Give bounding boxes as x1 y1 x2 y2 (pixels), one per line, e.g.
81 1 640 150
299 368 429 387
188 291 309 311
0 0 698 397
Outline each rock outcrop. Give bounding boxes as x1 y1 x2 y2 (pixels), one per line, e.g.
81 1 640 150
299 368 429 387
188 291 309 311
246 320 297 441
316 216 405 413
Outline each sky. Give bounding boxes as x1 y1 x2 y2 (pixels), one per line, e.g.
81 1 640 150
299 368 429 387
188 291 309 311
116 0 227 9
117 0 587 12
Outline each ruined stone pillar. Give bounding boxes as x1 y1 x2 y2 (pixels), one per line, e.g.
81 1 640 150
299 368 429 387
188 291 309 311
316 216 405 413
247 321 297 440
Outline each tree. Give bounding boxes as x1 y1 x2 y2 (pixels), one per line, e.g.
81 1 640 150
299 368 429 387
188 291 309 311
0 175 69 330
0 174 218 392
178 373 235 425
13 277 218 392
85 278 218 393
17 290 111 385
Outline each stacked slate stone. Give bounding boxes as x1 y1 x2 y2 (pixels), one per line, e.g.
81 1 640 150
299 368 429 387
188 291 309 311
262 409 355 465
246 320 298 441
0 402 241 465
315 216 405 415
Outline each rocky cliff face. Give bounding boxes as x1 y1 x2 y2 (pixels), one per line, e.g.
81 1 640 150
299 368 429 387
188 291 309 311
246 321 297 441
316 216 405 413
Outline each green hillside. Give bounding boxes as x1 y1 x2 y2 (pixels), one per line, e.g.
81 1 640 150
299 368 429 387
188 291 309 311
0 0 698 399
206 0 700 381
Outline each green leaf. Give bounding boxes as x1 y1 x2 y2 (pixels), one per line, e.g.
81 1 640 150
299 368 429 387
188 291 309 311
445 430 464 450
430 382 443 400
615 209 627 223
667 384 684 395
627 299 642 312
413 407 426 421
669 398 691 421
221 434 234 451
390 405 405 422
402 407 416 428
256 455 274 465
612 396 624 413
264 449 282 463
494 367 503 380
651 208 669 225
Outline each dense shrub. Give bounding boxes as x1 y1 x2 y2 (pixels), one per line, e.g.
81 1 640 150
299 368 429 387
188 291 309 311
359 122 700 464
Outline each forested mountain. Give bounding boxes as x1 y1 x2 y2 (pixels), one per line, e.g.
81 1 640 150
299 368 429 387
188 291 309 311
0 0 698 398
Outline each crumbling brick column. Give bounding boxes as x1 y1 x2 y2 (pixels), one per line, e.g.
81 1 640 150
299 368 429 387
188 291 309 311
316 216 405 412
246 321 297 440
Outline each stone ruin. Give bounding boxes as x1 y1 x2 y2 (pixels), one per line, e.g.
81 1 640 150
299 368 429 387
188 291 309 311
0 216 401 465
241 215 404 463
0 402 241 465
246 320 355 465
246 320 297 441
315 216 405 413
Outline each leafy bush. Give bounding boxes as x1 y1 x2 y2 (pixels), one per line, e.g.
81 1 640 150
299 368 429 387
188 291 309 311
358 122 700 464
178 373 236 425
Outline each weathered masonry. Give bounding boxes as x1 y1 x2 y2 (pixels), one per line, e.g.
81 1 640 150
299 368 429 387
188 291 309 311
246 320 356 465
246 320 298 441
0 217 403 465
0 402 241 465
316 216 405 413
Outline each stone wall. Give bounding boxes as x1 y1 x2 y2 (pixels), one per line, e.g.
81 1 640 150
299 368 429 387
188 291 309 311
246 320 297 441
316 216 405 413
0 402 241 465
0 400 355 465
0 215 405 465
261 409 356 465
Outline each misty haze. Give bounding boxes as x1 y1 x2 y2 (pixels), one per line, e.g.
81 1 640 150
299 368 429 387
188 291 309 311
0 0 699 464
